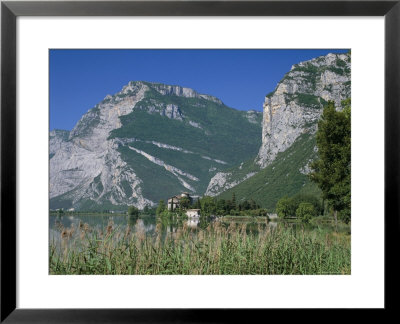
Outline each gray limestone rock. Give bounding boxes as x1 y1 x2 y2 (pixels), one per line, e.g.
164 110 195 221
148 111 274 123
256 52 351 168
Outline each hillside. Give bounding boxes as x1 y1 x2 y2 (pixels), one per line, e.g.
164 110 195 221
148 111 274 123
217 133 321 209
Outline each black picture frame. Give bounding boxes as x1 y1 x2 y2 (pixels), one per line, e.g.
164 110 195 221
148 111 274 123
1 0 399 322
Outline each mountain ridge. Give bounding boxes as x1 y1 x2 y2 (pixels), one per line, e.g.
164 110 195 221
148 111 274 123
50 81 262 210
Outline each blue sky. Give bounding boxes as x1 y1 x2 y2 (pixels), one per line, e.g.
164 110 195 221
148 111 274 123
50 49 348 130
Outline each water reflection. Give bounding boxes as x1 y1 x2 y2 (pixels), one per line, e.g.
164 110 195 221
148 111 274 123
185 218 199 228
49 214 348 245
50 215 287 239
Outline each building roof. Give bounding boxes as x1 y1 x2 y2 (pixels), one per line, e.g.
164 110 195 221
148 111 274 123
168 195 181 200
168 192 193 201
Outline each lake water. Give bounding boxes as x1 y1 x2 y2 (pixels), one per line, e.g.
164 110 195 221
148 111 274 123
49 214 349 244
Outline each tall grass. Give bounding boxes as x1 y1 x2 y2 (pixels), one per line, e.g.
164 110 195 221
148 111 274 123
49 220 350 275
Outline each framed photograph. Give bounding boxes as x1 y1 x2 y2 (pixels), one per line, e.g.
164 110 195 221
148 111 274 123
1 0 398 321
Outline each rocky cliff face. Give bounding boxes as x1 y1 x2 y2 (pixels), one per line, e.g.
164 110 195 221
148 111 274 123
49 129 69 157
257 52 350 168
206 52 351 196
50 81 262 210
50 82 153 209
149 82 223 105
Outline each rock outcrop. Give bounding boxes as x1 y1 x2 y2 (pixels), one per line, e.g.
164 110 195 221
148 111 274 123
50 82 153 209
257 52 350 168
150 83 223 105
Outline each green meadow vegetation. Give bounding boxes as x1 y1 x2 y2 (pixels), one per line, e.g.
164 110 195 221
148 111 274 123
217 132 319 210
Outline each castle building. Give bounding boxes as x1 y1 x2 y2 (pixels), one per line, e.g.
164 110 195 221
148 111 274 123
167 192 193 211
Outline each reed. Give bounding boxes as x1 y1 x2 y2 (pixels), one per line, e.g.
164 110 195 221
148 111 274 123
49 220 350 275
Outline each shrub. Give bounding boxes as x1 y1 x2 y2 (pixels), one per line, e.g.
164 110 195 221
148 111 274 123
296 93 320 107
296 202 316 223
291 193 323 216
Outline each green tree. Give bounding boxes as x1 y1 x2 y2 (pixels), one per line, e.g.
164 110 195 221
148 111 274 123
241 200 250 211
193 198 201 209
225 200 232 213
179 196 191 209
127 206 139 217
310 100 351 226
143 205 150 215
201 196 217 216
231 192 237 211
276 197 296 218
291 193 322 216
296 202 316 223
216 199 226 215
156 200 166 216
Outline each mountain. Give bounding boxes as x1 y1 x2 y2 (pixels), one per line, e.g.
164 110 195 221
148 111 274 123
50 81 262 211
206 52 351 208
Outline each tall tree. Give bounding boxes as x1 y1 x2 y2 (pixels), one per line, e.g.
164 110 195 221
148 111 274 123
127 206 139 217
200 196 217 216
179 196 191 209
193 198 201 209
231 192 237 211
310 100 351 226
276 196 296 218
